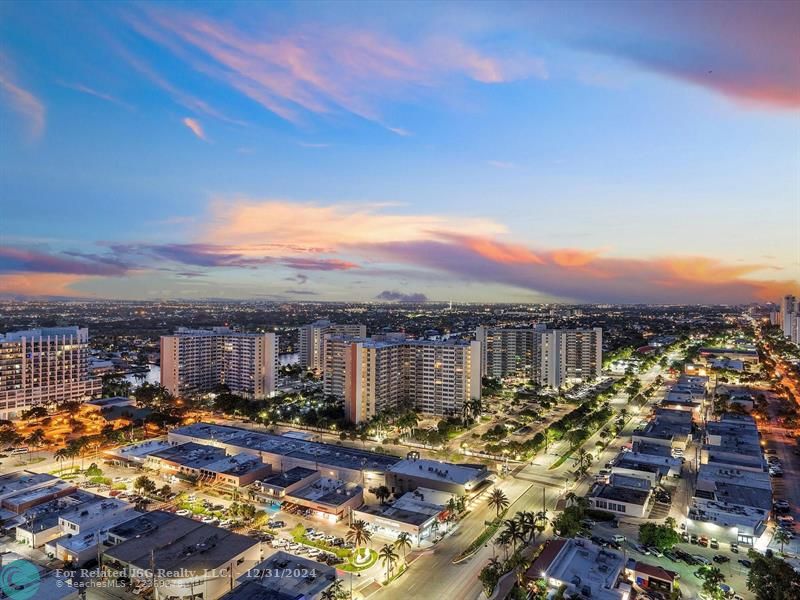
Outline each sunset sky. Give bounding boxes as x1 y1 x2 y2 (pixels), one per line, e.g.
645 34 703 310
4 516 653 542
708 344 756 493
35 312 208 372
1 1 798 303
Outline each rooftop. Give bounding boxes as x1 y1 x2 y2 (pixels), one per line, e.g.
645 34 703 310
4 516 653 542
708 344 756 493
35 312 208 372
107 438 174 462
108 510 178 540
171 423 400 473
354 487 450 526
609 474 651 491
530 539 626 599
202 453 267 477
2 480 77 511
0 471 56 498
148 442 227 469
591 484 650 506
234 551 336 599
103 511 258 574
86 396 136 408
259 466 317 490
288 478 362 507
388 457 488 487
60 497 131 524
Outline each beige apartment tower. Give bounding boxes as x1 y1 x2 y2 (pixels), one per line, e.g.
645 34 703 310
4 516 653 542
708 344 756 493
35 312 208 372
298 320 367 372
475 326 535 379
160 327 278 399
0 327 101 420
339 338 481 424
532 327 603 388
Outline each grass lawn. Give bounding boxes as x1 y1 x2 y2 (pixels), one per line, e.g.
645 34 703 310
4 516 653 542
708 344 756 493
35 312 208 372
340 548 378 572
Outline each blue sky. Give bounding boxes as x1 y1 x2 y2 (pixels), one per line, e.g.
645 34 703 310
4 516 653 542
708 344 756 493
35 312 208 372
1 1 798 303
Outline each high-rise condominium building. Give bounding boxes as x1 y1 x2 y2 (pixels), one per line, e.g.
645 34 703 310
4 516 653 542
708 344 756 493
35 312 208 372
160 327 278 399
475 326 535 379
531 328 603 388
298 320 367 372
0 327 101 420
779 295 798 342
331 337 481 423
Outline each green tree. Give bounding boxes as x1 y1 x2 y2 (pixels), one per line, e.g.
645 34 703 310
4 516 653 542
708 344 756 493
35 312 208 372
346 519 373 560
638 522 680 551
133 475 156 495
487 488 509 518
373 485 391 505
379 543 399 581
502 518 525 553
25 428 46 462
774 529 791 555
747 550 800 599
699 566 725 600
394 532 412 561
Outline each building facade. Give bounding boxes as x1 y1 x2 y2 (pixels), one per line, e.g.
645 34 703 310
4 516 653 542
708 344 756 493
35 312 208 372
0 327 101 420
475 326 534 379
298 320 366 372
160 327 278 399
531 327 603 388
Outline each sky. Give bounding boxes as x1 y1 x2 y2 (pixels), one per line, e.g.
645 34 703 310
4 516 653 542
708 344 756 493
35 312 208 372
1 0 798 304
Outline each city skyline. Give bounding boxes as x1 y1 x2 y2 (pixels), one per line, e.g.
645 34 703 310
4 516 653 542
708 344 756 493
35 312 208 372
1 1 798 303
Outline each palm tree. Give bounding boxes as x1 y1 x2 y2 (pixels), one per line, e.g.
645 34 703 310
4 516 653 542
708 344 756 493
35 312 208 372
379 544 399 581
496 530 512 560
374 485 391 505
25 428 46 462
775 528 791 554
487 488 509 519
321 579 344 600
346 519 373 560
394 532 412 561
53 448 69 473
565 491 579 507
533 510 549 544
502 518 525 553
517 511 537 543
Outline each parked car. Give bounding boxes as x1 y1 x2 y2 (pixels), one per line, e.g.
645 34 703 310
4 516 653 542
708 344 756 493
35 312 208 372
690 534 698 544
648 547 664 558
710 538 719 549
693 555 711 565
698 536 709 547
713 554 730 564
612 535 626 544
738 559 752 568
730 543 739 554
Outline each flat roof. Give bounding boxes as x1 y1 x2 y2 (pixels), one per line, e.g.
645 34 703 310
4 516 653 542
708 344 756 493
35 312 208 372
108 510 177 540
591 484 650 506
171 423 401 473
202 453 267 476
388 458 487 486
104 511 258 574
609 474 651 491
15 491 98 533
107 438 173 461
0 472 56 497
531 539 626 599
289 478 362 507
713 481 772 510
260 466 317 489
60 497 131 524
233 551 336 599
87 396 135 408
2 480 76 510
632 442 673 458
148 442 227 468
354 487 450 527
219 581 298 600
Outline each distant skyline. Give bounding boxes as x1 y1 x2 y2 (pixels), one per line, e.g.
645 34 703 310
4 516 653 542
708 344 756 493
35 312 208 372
1 1 798 303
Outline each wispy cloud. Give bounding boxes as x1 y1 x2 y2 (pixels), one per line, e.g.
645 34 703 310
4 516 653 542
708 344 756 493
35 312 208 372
58 81 134 110
182 117 207 141
297 141 331 149
0 54 45 140
123 6 547 132
487 160 516 169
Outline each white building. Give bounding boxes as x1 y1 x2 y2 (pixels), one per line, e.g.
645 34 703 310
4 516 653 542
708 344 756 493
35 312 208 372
531 328 603 388
298 320 366 372
0 327 102 420
160 327 278 399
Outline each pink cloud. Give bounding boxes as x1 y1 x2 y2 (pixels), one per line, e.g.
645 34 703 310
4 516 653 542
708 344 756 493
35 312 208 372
0 54 45 139
182 117 207 140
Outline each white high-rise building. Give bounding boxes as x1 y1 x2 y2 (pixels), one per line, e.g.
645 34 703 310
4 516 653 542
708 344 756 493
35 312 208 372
475 326 535 379
160 327 278 399
298 320 367 372
779 295 798 342
532 327 603 388
330 338 481 423
0 327 102 420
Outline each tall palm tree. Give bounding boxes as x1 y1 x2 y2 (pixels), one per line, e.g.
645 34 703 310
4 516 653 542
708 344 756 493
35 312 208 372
394 532 412 561
53 448 69 473
25 428 46 463
502 518 525 553
379 544 399 581
321 579 343 600
346 519 373 560
496 530 512 561
487 488 509 519
517 511 537 543
533 510 549 544
775 528 790 554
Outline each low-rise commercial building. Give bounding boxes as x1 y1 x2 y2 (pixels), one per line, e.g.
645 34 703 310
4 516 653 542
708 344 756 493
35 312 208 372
285 478 363 523
588 484 651 518
524 539 631 599
225 551 337 600
352 487 452 543
102 511 261 600
385 455 491 496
